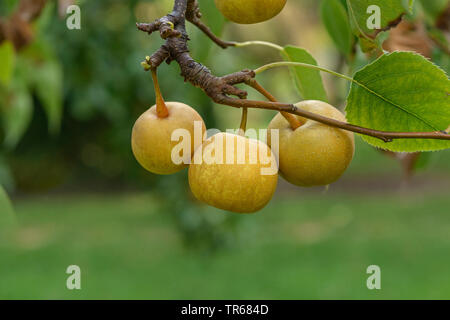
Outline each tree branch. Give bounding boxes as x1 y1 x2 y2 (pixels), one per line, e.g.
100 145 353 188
217 96 450 142
137 0 251 101
137 0 450 143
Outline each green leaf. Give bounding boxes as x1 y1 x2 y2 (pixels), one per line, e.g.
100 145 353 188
346 52 450 152
281 46 328 102
346 0 410 50
0 41 15 86
2 83 33 149
0 184 15 229
33 60 64 135
321 0 354 56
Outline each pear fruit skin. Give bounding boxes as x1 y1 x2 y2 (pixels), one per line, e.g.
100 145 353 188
267 100 355 187
132 102 206 175
188 132 278 213
214 0 287 24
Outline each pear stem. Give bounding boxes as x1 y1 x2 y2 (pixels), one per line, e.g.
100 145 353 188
151 68 169 118
238 107 248 136
247 80 302 130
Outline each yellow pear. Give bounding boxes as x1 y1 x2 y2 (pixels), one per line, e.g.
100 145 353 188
189 132 278 213
214 0 287 24
132 102 206 175
267 100 355 187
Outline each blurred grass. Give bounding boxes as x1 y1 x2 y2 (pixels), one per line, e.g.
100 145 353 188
1 187 450 300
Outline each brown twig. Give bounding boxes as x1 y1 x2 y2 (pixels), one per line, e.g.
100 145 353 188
137 0 450 143
217 97 450 143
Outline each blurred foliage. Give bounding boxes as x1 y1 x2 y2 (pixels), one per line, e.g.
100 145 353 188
0 0 238 249
0 184 15 229
0 0 223 192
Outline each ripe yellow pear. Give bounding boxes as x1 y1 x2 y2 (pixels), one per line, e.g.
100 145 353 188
214 0 287 24
267 100 355 187
189 132 278 213
132 102 206 175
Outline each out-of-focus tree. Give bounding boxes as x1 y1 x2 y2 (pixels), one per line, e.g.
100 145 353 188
0 0 247 250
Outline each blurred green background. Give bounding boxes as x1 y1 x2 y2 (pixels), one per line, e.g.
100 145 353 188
0 0 449 299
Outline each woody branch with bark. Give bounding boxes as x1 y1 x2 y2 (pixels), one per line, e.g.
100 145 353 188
136 0 449 143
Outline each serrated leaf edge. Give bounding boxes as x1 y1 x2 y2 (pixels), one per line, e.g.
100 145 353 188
349 51 450 132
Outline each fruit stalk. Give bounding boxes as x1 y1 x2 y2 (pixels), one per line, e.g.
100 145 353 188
239 107 248 135
150 68 169 118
